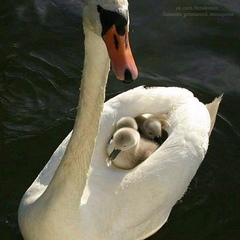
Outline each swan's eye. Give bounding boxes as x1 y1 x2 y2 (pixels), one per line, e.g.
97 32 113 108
149 132 153 135
97 5 128 36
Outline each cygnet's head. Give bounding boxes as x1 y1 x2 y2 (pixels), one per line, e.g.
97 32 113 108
109 127 140 160
142 118 162 141
116 117 138 130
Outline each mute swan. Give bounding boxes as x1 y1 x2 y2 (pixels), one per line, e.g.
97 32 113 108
107 127 159 169
18 0 222 240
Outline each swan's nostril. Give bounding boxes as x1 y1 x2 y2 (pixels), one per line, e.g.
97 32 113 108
123 69 133 84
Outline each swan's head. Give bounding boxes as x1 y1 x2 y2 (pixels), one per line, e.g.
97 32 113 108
116 117 138 130
109 127 140 160
83 0 138 82
142 119 163 143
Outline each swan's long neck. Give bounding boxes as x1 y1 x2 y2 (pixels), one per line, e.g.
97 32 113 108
40 25 110 210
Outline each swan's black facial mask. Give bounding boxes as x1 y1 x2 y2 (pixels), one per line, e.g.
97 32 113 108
97 5 128 36
96 5 138 81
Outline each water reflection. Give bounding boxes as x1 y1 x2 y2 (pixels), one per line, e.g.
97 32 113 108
0 0 239 239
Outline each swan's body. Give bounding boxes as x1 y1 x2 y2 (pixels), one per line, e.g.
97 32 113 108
107 127 159 169
19 86 222 240
18 0 222 239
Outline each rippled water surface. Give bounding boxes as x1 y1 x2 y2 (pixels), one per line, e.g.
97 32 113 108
0 0 239 239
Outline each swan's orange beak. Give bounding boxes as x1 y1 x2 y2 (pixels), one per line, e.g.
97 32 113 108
103 25 138 83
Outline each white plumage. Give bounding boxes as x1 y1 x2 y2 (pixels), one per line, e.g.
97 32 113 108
19 86 222 240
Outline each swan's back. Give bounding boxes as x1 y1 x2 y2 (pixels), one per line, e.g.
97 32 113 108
19 86 222 240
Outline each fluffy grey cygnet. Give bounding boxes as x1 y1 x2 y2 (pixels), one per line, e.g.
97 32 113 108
116 116 138 130
107 127 159 170
135 114 170 144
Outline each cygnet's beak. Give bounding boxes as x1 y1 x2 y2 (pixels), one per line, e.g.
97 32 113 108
154 136 163 145
103 25 138 83
109 148 122 160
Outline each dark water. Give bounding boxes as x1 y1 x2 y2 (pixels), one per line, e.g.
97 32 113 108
0 0 239 239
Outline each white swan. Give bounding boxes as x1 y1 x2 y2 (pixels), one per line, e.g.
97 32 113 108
18 0 222 240
107 127 159 169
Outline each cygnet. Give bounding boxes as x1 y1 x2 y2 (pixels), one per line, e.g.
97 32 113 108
135 114 169 144
116 116 138 130
107 127 158 170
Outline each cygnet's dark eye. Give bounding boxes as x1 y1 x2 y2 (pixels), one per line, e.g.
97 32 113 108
97 5 128 36
149 132 153 135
